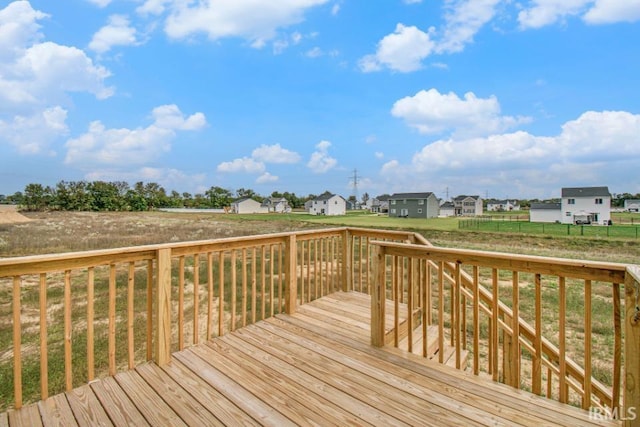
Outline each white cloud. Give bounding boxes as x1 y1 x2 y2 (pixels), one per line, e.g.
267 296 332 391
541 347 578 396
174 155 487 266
307 140 337 173
436 0 501 54
375 152 384 159
331 4 340 15
252 143 301 163
151 104 206 130
136 0 172 16
518 0 640 28
583 0 640 24
0 106 68 154
391 88 531 138
0 2 113 110
257 172 279 183
89 15 139 54
306 47 323 58
403 0 422 4
380 110 640 198
518 0 591 29
358 24 436 73
157 0 329 48
64 105 206 167
217 157 266 174
86 0 112 7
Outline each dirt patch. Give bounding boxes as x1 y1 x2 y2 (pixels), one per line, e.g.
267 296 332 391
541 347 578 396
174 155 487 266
0 205 31 224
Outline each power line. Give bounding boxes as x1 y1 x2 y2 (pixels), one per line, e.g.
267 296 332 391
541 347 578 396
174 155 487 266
349 169 360 201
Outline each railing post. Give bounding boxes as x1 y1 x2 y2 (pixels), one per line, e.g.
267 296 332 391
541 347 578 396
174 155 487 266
371 245 386 347
155 248 172 366
624 266 640 426
342 229 352 292
285 234 297 314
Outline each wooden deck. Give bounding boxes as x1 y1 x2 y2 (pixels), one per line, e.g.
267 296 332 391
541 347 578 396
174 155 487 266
2 291 617 426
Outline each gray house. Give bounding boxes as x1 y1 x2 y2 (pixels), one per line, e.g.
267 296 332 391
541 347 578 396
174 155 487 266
388 192 439 218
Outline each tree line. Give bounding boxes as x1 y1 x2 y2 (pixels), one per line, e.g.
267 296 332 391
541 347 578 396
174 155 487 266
0 181 318 212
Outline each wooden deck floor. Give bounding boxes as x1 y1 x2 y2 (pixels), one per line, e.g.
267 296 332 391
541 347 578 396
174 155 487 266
2 291 618 426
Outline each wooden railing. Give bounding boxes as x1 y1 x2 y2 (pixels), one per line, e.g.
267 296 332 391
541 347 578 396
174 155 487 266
370 240 640 424
0 227 417 411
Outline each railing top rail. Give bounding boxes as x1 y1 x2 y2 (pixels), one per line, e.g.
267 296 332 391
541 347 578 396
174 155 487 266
370 240 629 283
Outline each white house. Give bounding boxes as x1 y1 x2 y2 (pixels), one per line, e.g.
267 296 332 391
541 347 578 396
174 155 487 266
487 200 520 212
561 186 611 225
529 202 561 223
529 186 612 224
439 201 455 217
625 199 640 212
261 197 291 213
231 197 268 214
308 193 346 216
453 195 483 216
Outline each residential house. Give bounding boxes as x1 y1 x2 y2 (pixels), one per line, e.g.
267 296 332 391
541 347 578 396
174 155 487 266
388 192 439 218
487 200 520 212
561 186 611 225
231 197 268 214
529 202 561 223
261 197 291 213
439 201 455 217
529 186 611 224
625 199 640 212
308 193 346 216
453 195 483 216
369 195 390 214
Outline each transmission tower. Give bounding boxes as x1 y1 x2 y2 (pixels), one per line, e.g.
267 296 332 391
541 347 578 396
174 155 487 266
349 169 360 202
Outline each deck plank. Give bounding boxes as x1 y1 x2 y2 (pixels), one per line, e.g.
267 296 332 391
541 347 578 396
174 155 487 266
37 393 78 427
114 370 187 427
7 404 43 427
173 349 295 427
161 358 260 427
65 384 113 427
89 377 149 427
135 363 224 427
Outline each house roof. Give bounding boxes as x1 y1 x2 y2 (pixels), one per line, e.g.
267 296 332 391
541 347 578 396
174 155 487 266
315 193 336 201
561 186 610 197
530 202 561 210
389 192 434 199
440 202 454 208
233 197 255 204
453 195 480 201
489 200 518 205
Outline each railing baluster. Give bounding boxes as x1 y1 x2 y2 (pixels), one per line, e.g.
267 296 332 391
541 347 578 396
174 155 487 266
261 245 266 321
242 248 247 327
178 256 185 349
533 273 542 395
473 266 480 376
393 256 400 347
219 251 225 336
207 252 214 341
624 266 640 424
270 245 275 316
491 268 499 383
408 257 414 354
146 259 153 362
231 250 237 331
438 261 445 364
86 269 94 380
40 273 48 398
193 254 200 345
251 247 257 324
613 282 621 413
559 276 567 403
583 279 592 409
13 276 22 409
455 263 461 369
107 265 115 377
422 261 429 358
127 262 135 369
512 271 520 388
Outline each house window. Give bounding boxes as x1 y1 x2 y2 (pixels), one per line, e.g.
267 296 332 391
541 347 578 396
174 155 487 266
417 209 422 214
595 198 603 204
565 212 572 216
403 199 407 204
418 200 424 205
568 199 575 205
391 200 396 205
391 209 396 214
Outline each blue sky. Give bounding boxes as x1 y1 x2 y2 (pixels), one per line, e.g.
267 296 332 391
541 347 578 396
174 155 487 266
1 0 639 201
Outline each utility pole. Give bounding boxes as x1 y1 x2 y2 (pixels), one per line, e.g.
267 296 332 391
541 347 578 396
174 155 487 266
349 169 360 203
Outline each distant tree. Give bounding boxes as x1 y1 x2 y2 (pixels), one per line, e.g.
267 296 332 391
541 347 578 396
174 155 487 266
235 187 263 201
23 183 49 211
205 186 233 208
361 192 370 206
